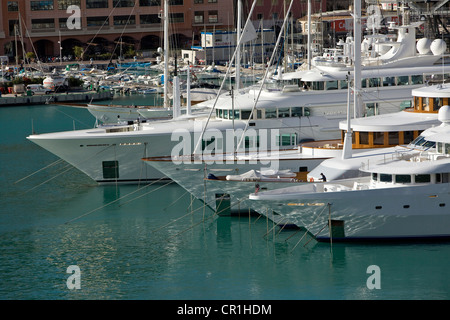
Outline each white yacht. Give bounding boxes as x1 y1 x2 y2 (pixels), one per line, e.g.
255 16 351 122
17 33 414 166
87 102 211 124
249 106 450 242
142 83 450 216
27 20 450 184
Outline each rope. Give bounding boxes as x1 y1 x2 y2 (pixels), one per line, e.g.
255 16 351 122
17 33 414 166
290 203 329 252
14 158 65 184
165 197 247 241
21 143 117 192
118 180 174 207
162 189 189 210
64 175 170 224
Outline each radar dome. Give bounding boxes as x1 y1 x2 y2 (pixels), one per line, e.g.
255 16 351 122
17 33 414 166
417 38 431 54
430 39 447 56
438 105 450 123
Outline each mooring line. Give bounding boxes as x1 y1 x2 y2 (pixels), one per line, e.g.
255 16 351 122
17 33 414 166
64 176 169 224
118 180 174 207
162 189 190 210
290 204 329 252
21 144 117 192
14 158 65 184
165 197 247 241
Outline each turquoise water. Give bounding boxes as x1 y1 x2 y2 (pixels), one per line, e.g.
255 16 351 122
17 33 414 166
2 97 450 300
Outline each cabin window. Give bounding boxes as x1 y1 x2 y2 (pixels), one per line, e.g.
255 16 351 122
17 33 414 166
436 173 441 183
395 174 411 183
291 107 303 117
359 132 369 145
304 107 310 116
422 97 429 111
277 133 296 146
403 131 415 144
339 80 348 89
372 173 378 181
423 140 436 149
373 132 384 146
380 174 392 182
241 110 251 120
265 108 277 119
365 103 378 116
368 78 381 87
233 110 240 120
325 80 338 90
256 110 262 119
400 100 412 110
437 142 444 153
102 161 119 179
382 77 395 86
411 75 423 85
223 109 228 119
415 174 431 183
245 136 259 149
361 79 367 88
278 108 290 118
432 98 441 111
397 76 409 85
311 81 324 90
445 143 450 155
218 109 223 118
412 135 425 146
388 132 399 145
414 96 420 111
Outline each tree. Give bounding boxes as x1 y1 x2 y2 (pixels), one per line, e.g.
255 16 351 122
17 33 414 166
73 46 84 60
26 52 36 63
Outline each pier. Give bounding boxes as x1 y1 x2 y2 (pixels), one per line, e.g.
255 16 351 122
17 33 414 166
0 90 113 106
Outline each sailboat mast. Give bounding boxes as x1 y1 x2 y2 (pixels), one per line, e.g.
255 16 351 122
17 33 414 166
341 0 361 160
307 0 311 70
353 0 362 119
236 0 241 91
163 0 169 109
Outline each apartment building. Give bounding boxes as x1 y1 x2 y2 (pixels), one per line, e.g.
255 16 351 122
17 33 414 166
0 0 325 62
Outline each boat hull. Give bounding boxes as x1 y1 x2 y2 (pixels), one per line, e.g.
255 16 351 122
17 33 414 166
250 182 450 241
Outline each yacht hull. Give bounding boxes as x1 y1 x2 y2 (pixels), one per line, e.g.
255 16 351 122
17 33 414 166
250 182 450 241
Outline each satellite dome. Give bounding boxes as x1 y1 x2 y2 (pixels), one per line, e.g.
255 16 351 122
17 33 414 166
417 38 431 54
430 39 447 56
438 105 450 123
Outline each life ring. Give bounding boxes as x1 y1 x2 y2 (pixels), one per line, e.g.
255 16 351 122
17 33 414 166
309 177 314 182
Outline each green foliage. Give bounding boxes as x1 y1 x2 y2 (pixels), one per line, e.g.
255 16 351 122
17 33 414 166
68 77 84 87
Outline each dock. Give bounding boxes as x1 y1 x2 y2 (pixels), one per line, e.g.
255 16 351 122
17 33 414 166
0 90 113 106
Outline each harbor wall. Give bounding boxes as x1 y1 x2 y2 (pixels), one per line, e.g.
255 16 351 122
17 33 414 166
0 91 112 106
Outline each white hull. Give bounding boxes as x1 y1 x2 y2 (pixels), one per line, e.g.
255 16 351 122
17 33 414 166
28 110 348 184
250 180 450 241
28 64 446 185
145 151 327 212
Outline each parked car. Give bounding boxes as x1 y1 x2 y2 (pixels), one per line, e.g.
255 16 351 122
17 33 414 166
26 84 51 95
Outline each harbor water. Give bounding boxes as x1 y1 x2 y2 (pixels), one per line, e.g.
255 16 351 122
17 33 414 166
1 95 450 301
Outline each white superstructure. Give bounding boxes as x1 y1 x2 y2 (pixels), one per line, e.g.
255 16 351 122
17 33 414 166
249 106 450 242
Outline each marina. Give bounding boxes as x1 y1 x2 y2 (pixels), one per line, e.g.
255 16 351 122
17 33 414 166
3 0 450 302
0 90 112 106
3 100 450 300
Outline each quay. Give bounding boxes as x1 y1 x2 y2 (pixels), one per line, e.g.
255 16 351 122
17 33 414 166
0 90 113 106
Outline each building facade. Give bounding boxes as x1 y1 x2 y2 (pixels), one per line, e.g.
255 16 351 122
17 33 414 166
0 0 325 63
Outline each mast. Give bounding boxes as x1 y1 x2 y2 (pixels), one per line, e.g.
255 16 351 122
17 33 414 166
342 0 361 160
236 0 241 91
353 0 362 119
307 0 311 70
163 0 169 109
